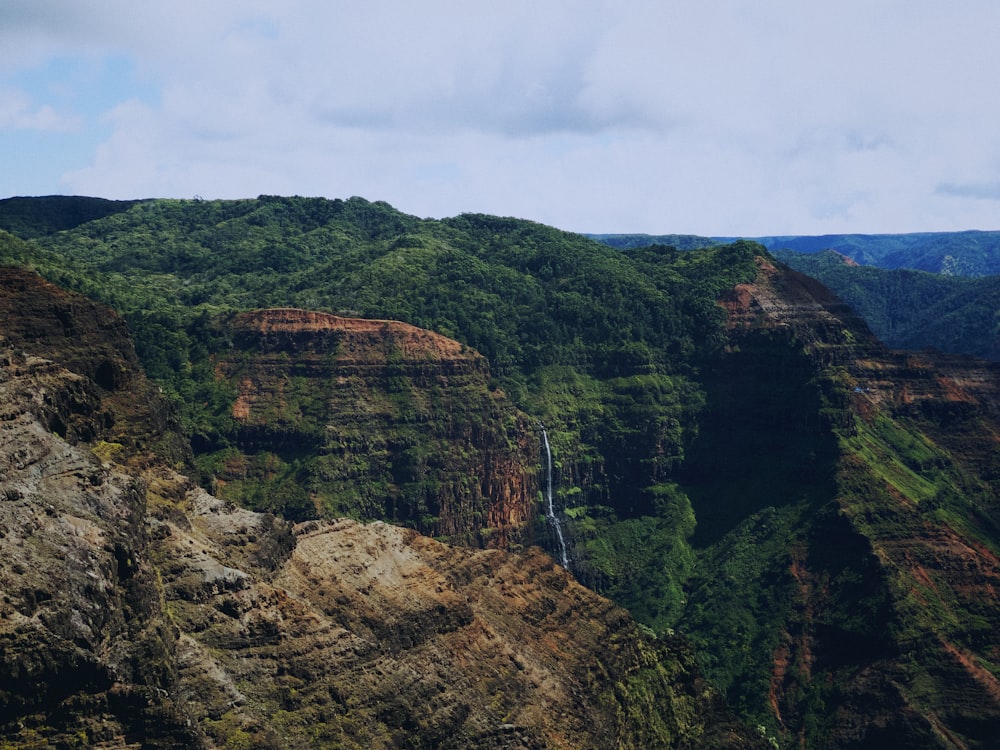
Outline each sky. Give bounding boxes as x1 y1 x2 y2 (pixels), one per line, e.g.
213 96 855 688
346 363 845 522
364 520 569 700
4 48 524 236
2 1 1000 236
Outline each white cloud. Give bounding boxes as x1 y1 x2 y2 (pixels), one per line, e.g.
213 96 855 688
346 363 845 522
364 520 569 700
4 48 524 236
6 0 1000 233
0 87 80 131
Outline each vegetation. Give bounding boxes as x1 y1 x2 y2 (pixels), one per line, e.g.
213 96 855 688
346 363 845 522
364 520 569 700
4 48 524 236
587 233 719 251
590 228 1000 276
774 249 1000 360
0 196 766 619
0 195 141 239
3 196 999 746
591 232 1000 360
754 230 1000 276
0 195 761 623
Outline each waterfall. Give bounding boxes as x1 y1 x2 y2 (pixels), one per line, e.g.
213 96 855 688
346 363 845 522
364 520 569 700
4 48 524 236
540 424 570 568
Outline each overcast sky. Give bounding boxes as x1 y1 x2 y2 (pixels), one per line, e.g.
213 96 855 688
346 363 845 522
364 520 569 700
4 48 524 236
2 1 1000 236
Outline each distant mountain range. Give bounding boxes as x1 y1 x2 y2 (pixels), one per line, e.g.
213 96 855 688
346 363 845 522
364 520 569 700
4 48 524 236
591 230 1000 277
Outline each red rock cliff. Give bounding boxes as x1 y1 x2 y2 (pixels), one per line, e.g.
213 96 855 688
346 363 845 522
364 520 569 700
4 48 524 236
212 308 539 548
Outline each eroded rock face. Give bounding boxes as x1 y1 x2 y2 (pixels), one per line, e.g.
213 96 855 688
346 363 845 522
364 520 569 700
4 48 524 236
0 266 187 461
156 510 758 749
212 308 539 547
0 269 763 748
0 352 200 747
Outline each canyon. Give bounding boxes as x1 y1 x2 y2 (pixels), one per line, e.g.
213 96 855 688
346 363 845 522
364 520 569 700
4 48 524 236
1 195 998 747
0 266 761 748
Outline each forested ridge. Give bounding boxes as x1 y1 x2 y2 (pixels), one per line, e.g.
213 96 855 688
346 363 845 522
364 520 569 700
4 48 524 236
589 228 1000 362
773 249 1000 361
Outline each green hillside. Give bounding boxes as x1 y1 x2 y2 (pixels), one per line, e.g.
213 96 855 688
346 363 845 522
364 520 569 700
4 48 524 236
754 230 1000 276
0 195 143 239
775 249 1000 361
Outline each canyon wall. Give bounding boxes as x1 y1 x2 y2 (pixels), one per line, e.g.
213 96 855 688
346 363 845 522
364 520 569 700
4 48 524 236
691 256 1000 747
210 308 539 548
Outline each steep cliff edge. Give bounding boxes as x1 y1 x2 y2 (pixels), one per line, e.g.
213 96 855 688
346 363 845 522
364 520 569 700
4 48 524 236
0 266 186 462
686 256 1000 748
208 307 538 547
0 269 763 748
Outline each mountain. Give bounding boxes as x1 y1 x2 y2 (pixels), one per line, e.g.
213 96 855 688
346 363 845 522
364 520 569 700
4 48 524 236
2 196 999 746
0 265 762 749
686 256 1000 747
588 230 1000 361
0 195 143 239
750 231 1000 277
771 249 1000 362
590 230 1000 277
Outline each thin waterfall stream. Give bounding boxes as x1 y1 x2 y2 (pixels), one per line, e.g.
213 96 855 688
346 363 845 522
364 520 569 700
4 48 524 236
540 425 570 568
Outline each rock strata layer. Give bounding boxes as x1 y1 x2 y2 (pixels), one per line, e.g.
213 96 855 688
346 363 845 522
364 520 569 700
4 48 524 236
212 307 538 547
710 256 1000 747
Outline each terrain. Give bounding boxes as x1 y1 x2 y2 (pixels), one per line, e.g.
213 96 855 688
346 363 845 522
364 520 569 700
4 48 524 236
687 257 1000 747
749 231 1000 277
0 265 760 749
769 250 1000 362
590 230 1000 277
1 195 999 746
208 307 537 547
591 230 1000 363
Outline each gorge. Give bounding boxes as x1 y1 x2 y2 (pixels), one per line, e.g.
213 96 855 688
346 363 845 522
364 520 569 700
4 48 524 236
0 195 998 747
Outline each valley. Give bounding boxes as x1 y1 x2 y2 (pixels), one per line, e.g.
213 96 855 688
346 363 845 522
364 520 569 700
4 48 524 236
1 196 998 747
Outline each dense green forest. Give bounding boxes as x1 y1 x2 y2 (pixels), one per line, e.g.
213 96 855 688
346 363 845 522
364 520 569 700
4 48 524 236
587 232 719 251
3 195 999 746
1 196 758 434
0 195 143 239
774 249 1000 361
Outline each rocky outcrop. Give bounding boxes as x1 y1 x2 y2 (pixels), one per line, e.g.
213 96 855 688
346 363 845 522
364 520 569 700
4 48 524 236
211 308 538 547
0 336 200 746
156 505 761 749
719 255 882 364
1 270 763 748
0 265 188 462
